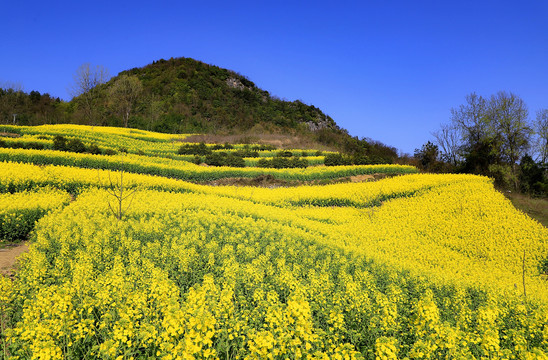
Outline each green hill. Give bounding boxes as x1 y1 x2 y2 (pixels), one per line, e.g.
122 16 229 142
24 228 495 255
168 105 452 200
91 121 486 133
112 57 338 134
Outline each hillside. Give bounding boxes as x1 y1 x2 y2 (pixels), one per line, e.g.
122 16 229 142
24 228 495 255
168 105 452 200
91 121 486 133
112 57 337 134
0 57 399 162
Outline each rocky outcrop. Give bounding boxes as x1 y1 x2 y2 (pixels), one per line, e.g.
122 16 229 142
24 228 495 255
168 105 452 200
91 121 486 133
306 116 332 131
226 77 246 90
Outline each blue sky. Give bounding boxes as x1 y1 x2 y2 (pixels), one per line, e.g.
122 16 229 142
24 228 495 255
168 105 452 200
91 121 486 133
1 1 547 154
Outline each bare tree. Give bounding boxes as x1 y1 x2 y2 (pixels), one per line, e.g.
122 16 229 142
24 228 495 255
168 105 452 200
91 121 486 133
105 169 137 220
109 75 143 127
69 63 109 124
432 123 460 166
99 155 138 220
535 109 548 164
450 92 491 145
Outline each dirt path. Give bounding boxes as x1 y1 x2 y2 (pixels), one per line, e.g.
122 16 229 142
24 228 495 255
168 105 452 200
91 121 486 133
0 242 29 277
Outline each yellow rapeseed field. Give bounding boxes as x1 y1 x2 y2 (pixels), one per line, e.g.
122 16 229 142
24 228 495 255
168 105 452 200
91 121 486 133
1 163 547 359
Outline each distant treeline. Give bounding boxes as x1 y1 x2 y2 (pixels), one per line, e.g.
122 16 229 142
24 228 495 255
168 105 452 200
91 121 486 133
413 92 548 196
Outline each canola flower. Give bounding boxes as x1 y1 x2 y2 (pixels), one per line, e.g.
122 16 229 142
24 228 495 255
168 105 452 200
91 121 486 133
1 170 548 358
0 124 185 151
0 188 71 243
0 135 51 149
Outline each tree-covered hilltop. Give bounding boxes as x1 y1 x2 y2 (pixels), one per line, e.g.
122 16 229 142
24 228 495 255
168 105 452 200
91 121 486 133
65 57 338 134
115 57 338 133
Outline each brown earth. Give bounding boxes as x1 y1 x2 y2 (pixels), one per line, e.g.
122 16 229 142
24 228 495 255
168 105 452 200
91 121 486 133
206 174 290 188
0 132 21 138
0 242 28 278
177 133 335 151
203 173 389 188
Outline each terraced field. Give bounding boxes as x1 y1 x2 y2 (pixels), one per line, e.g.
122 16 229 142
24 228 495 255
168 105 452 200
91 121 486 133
1 125 547 359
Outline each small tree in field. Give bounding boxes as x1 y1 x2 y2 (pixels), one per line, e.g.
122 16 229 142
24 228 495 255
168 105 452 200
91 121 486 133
100 155 138 220
105 170 137 220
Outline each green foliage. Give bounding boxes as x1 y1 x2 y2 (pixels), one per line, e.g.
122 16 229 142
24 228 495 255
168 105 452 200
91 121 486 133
66 138 87 153
519 155 548 196
414 141 441 171
276 150 293 157
224 153 246 167
178 142 212 156
52 135 67 151
203 152 224 166
0 139 45 150
0 210 41 243
324 153 347 166
87 144 102 155
0 88 65 125
211 143 234 150
203 152 246 167
234 147 260 158
192 155 202 165
488 163 518 190
256 156 308 169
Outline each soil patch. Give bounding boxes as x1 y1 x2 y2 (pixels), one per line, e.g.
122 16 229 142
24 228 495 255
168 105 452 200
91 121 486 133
202 173 391 188
0 242 28 278
177 133 335 151
0 132 21 138
206 174 291 188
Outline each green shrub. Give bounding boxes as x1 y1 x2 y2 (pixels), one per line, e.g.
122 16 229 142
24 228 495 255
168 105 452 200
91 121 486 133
277 150 293 158
290 157 308 168
256 156 308 169
204 152 224 166
87 144 102 155
256 158 270 168
224 154 246 167
53 135 67 151
178 142 212 155
66 138 87 153
235 149 260 158
324 153 346 166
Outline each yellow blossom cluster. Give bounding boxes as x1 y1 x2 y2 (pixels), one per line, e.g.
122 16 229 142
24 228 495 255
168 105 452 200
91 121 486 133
0 124 187 156
0 188 71 243
0 135 51 149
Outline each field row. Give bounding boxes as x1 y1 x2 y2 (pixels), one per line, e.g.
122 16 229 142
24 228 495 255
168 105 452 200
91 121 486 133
0 148 418 182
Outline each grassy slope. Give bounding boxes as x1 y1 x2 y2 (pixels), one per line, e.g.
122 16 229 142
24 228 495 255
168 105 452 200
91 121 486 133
504 191 548 228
